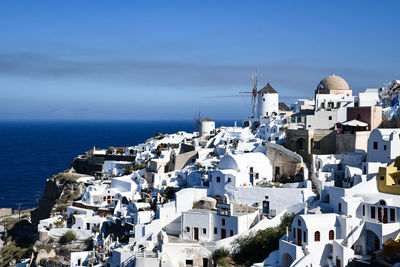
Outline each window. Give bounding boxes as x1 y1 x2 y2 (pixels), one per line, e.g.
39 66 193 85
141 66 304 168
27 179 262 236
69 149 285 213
214 227 217 234
379 200 386 206
338 203 342 212
186 227 190 232
338 164 342 171
216 177 220 183
227 178 231 183
293 228 296 238
328 116 332 120
371 206 376 219
384 145 387 150
230 230 234 236
373 142 378 150
186 259 193 266
314 231 320 242
329 230 334 240
380 176 384 181
363 205 365 216
202 228 207 234
298 220 301 226
222 219 225 226
303 231 306 243
250 167 254 173
275 167 280 175
390 208 395 222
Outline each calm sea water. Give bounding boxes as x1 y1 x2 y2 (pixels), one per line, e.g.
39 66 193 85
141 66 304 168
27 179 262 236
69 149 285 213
0 120 234 210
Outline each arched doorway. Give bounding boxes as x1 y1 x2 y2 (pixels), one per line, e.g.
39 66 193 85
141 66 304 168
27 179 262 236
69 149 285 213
282 253 294 267
366 230 380 253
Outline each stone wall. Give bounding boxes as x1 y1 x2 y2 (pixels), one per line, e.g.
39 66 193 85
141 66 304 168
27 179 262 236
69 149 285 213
266 143 303 180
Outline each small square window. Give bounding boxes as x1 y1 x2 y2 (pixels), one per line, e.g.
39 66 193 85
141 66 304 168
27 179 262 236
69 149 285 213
230 230 234 236
373 142 378 150
380 176 384 181
216 177 221 183
227 178 231 183
214 227 217 234
186 227 190 232
202 228 206 234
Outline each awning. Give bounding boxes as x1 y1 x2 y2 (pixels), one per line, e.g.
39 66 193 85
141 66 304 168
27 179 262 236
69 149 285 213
341 119 368 127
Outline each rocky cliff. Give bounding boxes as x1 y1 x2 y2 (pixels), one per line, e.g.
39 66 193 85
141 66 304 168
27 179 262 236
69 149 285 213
31 170 87 226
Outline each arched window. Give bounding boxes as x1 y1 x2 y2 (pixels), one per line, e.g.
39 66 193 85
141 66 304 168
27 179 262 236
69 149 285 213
379 200 386 206
314 231 320 242
329 230 334 240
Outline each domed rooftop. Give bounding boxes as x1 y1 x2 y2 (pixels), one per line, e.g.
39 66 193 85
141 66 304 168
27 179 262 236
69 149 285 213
316 74 351 95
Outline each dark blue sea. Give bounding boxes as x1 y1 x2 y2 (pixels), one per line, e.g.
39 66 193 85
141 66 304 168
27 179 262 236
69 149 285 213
0 120 234 210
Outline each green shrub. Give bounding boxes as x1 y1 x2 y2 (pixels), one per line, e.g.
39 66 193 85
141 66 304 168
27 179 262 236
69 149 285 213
213 247 230 261
231 212 295 266
124 164 134 174
215 257 232 267
54 219 64 228
36 243 53 253
59 230 77 244
58 246 70 257
162 187 175 201
84 237 93 250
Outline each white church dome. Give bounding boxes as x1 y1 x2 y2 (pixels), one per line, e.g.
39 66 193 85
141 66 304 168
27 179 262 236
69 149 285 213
316 74 351 94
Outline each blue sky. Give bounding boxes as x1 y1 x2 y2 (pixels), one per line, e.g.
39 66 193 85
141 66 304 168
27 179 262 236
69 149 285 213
0 1 399 120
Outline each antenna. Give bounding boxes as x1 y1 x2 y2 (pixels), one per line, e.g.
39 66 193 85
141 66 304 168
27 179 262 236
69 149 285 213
35 191 41 205
17 203 22 222
240 71 258 116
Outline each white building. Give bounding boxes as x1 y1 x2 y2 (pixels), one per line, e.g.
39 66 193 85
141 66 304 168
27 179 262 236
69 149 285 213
199 118 215 137
208 152 273 197
358 88 380 107
70 251 93 267
367 128 400 163
256 83 279 118
180 196 259 242
291 98 314 113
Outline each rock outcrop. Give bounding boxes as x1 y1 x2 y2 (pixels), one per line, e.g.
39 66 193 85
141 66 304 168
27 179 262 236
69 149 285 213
31 171 87 226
